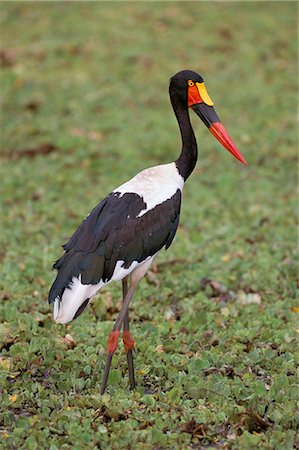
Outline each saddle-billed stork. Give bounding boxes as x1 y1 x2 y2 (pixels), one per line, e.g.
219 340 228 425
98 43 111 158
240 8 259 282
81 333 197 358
49 70 247 394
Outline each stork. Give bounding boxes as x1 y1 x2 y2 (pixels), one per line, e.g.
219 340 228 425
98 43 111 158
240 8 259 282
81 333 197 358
48 70 247 394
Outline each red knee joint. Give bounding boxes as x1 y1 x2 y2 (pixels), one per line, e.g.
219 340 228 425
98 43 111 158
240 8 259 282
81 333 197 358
123 331 135 353
107 331 120 354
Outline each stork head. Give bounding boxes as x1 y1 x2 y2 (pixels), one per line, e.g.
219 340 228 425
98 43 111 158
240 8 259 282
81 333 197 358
169 70 247 165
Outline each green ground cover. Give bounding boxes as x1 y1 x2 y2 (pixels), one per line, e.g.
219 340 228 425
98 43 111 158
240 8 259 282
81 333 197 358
0 2 298 449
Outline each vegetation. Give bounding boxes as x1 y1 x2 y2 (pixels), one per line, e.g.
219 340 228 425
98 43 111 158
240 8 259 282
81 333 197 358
0 2 297 449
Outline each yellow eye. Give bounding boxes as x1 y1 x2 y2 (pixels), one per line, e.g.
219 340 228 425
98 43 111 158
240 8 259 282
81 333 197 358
188 80 194 87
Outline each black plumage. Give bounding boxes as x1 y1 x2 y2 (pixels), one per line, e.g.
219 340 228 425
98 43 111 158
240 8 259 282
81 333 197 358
48 189 181 305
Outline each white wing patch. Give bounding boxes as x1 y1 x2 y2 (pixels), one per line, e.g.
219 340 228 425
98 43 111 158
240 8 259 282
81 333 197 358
113 162 184 217
53 257 153 324
53 276 104 324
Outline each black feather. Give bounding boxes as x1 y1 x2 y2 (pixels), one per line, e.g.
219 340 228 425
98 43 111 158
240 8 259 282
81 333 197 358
48 190 181 304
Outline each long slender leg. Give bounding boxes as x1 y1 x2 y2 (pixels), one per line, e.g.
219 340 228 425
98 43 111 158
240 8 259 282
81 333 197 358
100 258 154 395
100 284 137 395
122 278 136 390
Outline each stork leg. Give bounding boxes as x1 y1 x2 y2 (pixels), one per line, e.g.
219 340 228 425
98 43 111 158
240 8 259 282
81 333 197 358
122 278 136 390
100 283 137 395
100 258 154 394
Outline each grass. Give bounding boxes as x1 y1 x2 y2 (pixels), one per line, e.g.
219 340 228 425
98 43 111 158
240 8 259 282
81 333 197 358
0 2 298 449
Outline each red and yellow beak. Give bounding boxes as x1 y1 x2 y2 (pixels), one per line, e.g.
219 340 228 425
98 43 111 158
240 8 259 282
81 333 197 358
188 81 247 165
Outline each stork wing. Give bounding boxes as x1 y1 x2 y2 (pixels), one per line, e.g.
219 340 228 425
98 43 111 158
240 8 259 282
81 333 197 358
48 189 181 303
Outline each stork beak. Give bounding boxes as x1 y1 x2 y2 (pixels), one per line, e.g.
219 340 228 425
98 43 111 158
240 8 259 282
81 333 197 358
191 103 247 165
188 81 247 165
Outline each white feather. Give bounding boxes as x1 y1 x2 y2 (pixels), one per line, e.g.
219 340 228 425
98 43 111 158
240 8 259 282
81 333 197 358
53 257 153 324
53 276 104 324
113 162 184 217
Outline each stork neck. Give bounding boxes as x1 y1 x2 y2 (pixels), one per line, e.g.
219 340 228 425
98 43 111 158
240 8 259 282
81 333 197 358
172 99 198 181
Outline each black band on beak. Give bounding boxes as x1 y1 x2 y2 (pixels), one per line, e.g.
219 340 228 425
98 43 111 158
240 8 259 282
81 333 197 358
191 103 220 128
